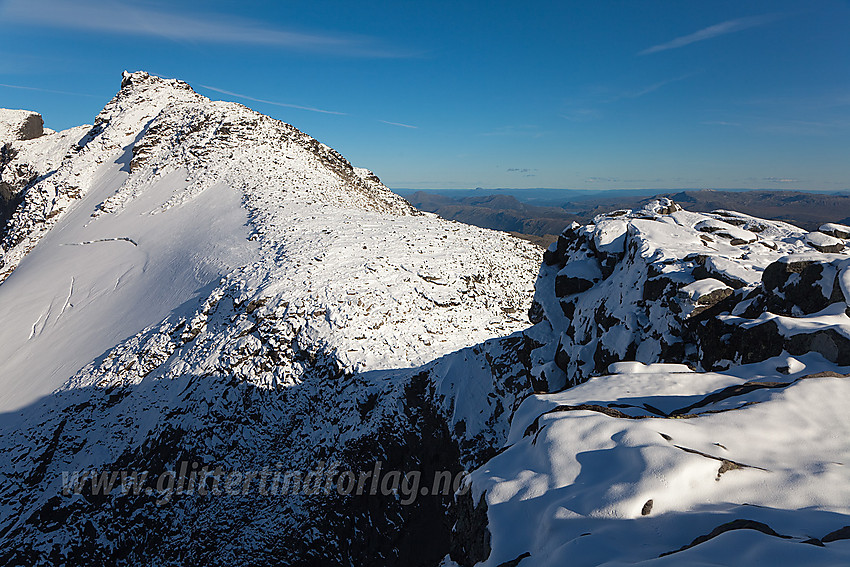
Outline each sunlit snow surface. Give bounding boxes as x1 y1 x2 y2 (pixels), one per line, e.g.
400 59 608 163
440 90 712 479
0 72 541 411
461 356 850 566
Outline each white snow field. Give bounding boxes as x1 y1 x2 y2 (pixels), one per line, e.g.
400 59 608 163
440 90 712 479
460 357 850 566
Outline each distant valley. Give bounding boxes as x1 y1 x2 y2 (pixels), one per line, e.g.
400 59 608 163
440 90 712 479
399 189 850 246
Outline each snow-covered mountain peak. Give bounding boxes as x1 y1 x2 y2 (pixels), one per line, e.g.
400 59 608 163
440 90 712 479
88 71 415 217
0 71 545 564
0 70 541 412
107 71 200 122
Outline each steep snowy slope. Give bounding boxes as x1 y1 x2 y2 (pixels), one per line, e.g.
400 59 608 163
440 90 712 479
0 72 540 412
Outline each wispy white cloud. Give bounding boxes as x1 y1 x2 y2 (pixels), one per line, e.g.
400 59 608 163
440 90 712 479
379 120 418 129
701 120 741 127
0 82 99 97
612 73 697 101
638 14 780 56
480 125 545 138
0 0 407 58
559 73 696 121
197 85 346 116
559 108 601 122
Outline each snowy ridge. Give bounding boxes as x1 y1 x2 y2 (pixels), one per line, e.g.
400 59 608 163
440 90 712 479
0 71 541 412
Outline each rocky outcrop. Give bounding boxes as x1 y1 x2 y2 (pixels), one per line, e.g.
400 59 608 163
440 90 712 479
0 110 47 241
533 199 850 384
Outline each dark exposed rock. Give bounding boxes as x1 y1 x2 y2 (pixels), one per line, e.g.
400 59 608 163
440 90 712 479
787 329 850 365
644 276 677 302
759 259 845 316
450 492 492 567
806 231 844 254
1 110 44 143
660 519 791 558
559 299 576 320
822 525 850 543
555 275 594 297
695 287 733 307
814 243 844 253
819 225 850 239
18 114 44 141
528 300 545 324
496 552 531 567
655 200 683 215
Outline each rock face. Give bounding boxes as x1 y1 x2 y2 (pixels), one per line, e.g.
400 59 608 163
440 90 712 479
465 201 850 567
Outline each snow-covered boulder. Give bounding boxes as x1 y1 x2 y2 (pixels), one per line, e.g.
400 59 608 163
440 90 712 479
819 222 850 239
0 108 43 144
807 230 845 253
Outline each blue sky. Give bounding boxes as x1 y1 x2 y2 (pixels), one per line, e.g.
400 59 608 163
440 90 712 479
1 0 848 191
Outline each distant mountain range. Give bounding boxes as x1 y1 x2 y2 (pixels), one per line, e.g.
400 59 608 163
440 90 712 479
401 189 850 245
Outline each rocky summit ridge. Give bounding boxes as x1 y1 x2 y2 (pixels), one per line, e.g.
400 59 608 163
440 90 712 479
0 72 849 566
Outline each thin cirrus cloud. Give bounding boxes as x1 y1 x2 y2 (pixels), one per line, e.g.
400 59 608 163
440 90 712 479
0 82 99 98
610 73 697 101
379 120 418 129
559 73 696 121
638 14 780 56
197 85 347 116
0 0 407 58
701 120 742 127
